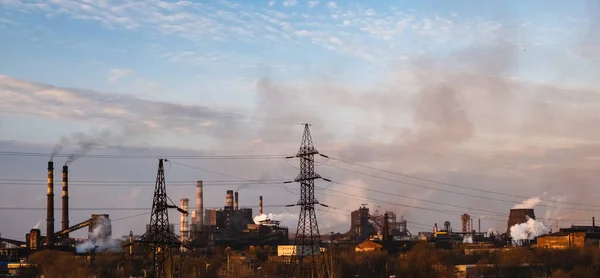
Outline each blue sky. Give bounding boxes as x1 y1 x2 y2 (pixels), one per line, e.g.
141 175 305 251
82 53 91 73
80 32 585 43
1 0 600 239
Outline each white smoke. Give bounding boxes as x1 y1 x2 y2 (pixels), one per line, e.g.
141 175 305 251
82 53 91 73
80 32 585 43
254 213 297 228
487 228 499 237
75 217 120 253
509 217 550 244
32 220 43 229
512 197 541 209
462 235 473 243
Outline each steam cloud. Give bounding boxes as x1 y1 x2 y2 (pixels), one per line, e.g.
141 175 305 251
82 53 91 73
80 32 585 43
254 213 297 228
32 220 42 230
512 197 541 209
462 235 473 244
75 217 120 253
509 217 550 244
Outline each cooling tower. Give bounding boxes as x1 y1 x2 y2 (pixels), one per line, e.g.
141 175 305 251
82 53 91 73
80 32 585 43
226 190 234 209
507 208 536 233
61 165 69 238
46 161 55 247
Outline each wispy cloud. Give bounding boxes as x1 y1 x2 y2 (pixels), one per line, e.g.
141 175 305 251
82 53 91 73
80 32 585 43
282 0 297 7
107 68 134 83
308 1 319 8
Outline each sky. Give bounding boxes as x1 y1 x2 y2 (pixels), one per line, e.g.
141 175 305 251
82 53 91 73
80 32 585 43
1 0 600 241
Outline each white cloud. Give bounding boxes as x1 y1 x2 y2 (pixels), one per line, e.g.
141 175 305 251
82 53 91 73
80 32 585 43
107 69 133 83
269 1 275 7
329 36 342 44
282 0 297 7
327 2 337 9
308 0 319 8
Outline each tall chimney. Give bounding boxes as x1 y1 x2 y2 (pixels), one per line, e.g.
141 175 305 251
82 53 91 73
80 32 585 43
478 218 481 233
46 161 54 247
470 219 474 234
593 217 596 228
226 190 234 208
61 165 69 237
196 181 203 226
129 231 133 256
259 196 263 215
234 191 239 210
180 198 189 245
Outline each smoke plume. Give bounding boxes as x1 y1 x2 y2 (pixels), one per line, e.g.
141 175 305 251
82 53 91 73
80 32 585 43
512 197 541 209
509 217 549 243
75 217 120 253
32 220 42 229
462 235 473 244
50 136 69 161
254 213 297 228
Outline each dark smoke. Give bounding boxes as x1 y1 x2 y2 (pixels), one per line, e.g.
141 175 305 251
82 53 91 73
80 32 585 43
50 136 69 161
62 128 131 166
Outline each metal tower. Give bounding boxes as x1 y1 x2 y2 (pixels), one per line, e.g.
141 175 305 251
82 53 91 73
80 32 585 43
291 123 325 277
137 159 182 278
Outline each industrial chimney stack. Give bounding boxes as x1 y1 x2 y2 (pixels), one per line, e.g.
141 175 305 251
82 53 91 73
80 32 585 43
259 196 263 215
61 165 69 238
196 180 203 227
180 198 189 245
226 190 234 209
234 191 239 210
46 161 54 247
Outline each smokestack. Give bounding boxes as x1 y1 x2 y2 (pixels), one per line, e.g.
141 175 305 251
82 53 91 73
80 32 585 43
226 190 234 208
470 219 474 234
259 196 263 215
478 218 481 233
593 217 596 228
61 165 69 238
129 231 133 256
46 161 54 247
234 191 239 210
196 181 203 227
180 198 189 245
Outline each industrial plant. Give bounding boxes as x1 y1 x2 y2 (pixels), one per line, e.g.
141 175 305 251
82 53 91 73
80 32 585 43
1 125 599 278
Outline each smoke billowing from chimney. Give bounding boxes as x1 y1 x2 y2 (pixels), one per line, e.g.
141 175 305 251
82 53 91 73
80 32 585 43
46 161 54 247
512 197 541 209
61 165 69 238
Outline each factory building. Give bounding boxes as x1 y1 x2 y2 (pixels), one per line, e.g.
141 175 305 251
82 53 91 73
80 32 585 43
195 190 288 249
537 224 600 249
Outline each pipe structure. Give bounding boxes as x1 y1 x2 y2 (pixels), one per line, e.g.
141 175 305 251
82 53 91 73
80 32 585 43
234 191 239 210
180 198 189 246
46 161 54 247
594 217 596 228
259 196 263 215
61 165 69 238
196 180 203 227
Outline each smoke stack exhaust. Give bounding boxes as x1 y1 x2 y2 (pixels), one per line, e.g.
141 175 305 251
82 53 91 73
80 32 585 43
226 190 234 209
234 191 239 210
259 196 263 215
61 165 69 238
46 161 54 247
180 198 189 246
196 181 203 227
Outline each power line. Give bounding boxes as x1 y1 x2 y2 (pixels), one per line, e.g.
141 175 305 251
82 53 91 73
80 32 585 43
325 155 600 209
317 158 600 213
0 151 289 160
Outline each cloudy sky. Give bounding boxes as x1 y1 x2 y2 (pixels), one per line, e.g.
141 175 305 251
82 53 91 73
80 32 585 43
1 0 600 241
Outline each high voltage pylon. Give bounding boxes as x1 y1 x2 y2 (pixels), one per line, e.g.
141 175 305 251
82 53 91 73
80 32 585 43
137 159 186 278
288 123 329 278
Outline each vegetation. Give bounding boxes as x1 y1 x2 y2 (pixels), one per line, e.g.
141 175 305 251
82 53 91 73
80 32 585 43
18 244 600 277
